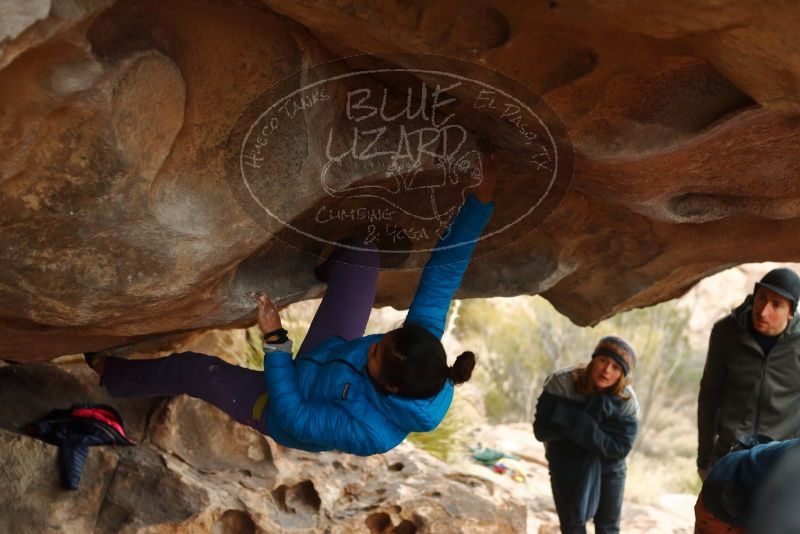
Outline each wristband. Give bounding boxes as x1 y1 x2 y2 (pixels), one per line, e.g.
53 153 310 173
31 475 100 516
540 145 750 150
263 328 292 353
263 328 289 344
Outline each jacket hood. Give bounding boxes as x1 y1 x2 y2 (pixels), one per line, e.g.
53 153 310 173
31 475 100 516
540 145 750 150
732 295 800 336
357 336 453 432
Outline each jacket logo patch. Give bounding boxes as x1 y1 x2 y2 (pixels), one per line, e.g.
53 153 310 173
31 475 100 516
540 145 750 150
341 383 351 400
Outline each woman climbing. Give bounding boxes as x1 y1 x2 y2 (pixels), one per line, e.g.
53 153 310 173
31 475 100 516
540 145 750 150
533 337 639 534
86 149 497 456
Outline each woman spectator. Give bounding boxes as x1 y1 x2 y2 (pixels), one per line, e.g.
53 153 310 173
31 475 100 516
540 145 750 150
533 336 639 534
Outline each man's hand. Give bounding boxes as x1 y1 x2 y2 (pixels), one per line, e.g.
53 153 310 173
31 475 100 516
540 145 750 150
251 292 282 334
474 147 498 203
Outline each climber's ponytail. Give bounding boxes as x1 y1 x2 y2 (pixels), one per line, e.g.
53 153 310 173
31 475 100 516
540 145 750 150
448 351 476 384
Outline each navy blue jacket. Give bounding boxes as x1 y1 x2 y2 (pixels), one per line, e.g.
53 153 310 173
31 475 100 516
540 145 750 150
703 437 800 526
533 368 639 523
263 195 494 455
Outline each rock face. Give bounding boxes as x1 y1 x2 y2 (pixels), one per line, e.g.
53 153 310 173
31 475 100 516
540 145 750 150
1 360 698 533
2 0 800 359
0 361 526 533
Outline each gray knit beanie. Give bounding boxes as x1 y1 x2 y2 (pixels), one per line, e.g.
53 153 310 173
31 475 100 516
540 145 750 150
591 336 636 376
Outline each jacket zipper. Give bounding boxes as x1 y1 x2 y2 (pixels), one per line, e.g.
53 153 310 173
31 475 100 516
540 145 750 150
753 354 768 433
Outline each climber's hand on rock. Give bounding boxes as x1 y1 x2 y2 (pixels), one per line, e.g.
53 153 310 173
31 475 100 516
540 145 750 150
251 292 282 334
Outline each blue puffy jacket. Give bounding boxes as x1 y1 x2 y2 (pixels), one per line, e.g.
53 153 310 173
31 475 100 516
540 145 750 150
263 195 494 456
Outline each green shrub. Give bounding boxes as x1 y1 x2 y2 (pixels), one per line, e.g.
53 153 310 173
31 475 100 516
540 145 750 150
407 389 478 462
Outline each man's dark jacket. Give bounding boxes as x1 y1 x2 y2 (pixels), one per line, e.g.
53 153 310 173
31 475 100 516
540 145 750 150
697 296 800 467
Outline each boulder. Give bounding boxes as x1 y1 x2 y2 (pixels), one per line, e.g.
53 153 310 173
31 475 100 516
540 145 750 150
2 0 799 362
0 361 526 533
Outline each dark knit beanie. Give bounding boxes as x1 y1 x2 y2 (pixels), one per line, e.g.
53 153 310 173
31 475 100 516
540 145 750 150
755 268 800 314
591 336 636 376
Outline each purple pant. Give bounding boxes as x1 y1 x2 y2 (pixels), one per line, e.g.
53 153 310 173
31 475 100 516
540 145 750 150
103 246 380 434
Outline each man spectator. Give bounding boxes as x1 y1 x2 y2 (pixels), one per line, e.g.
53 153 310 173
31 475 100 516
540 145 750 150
697 267 800 480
